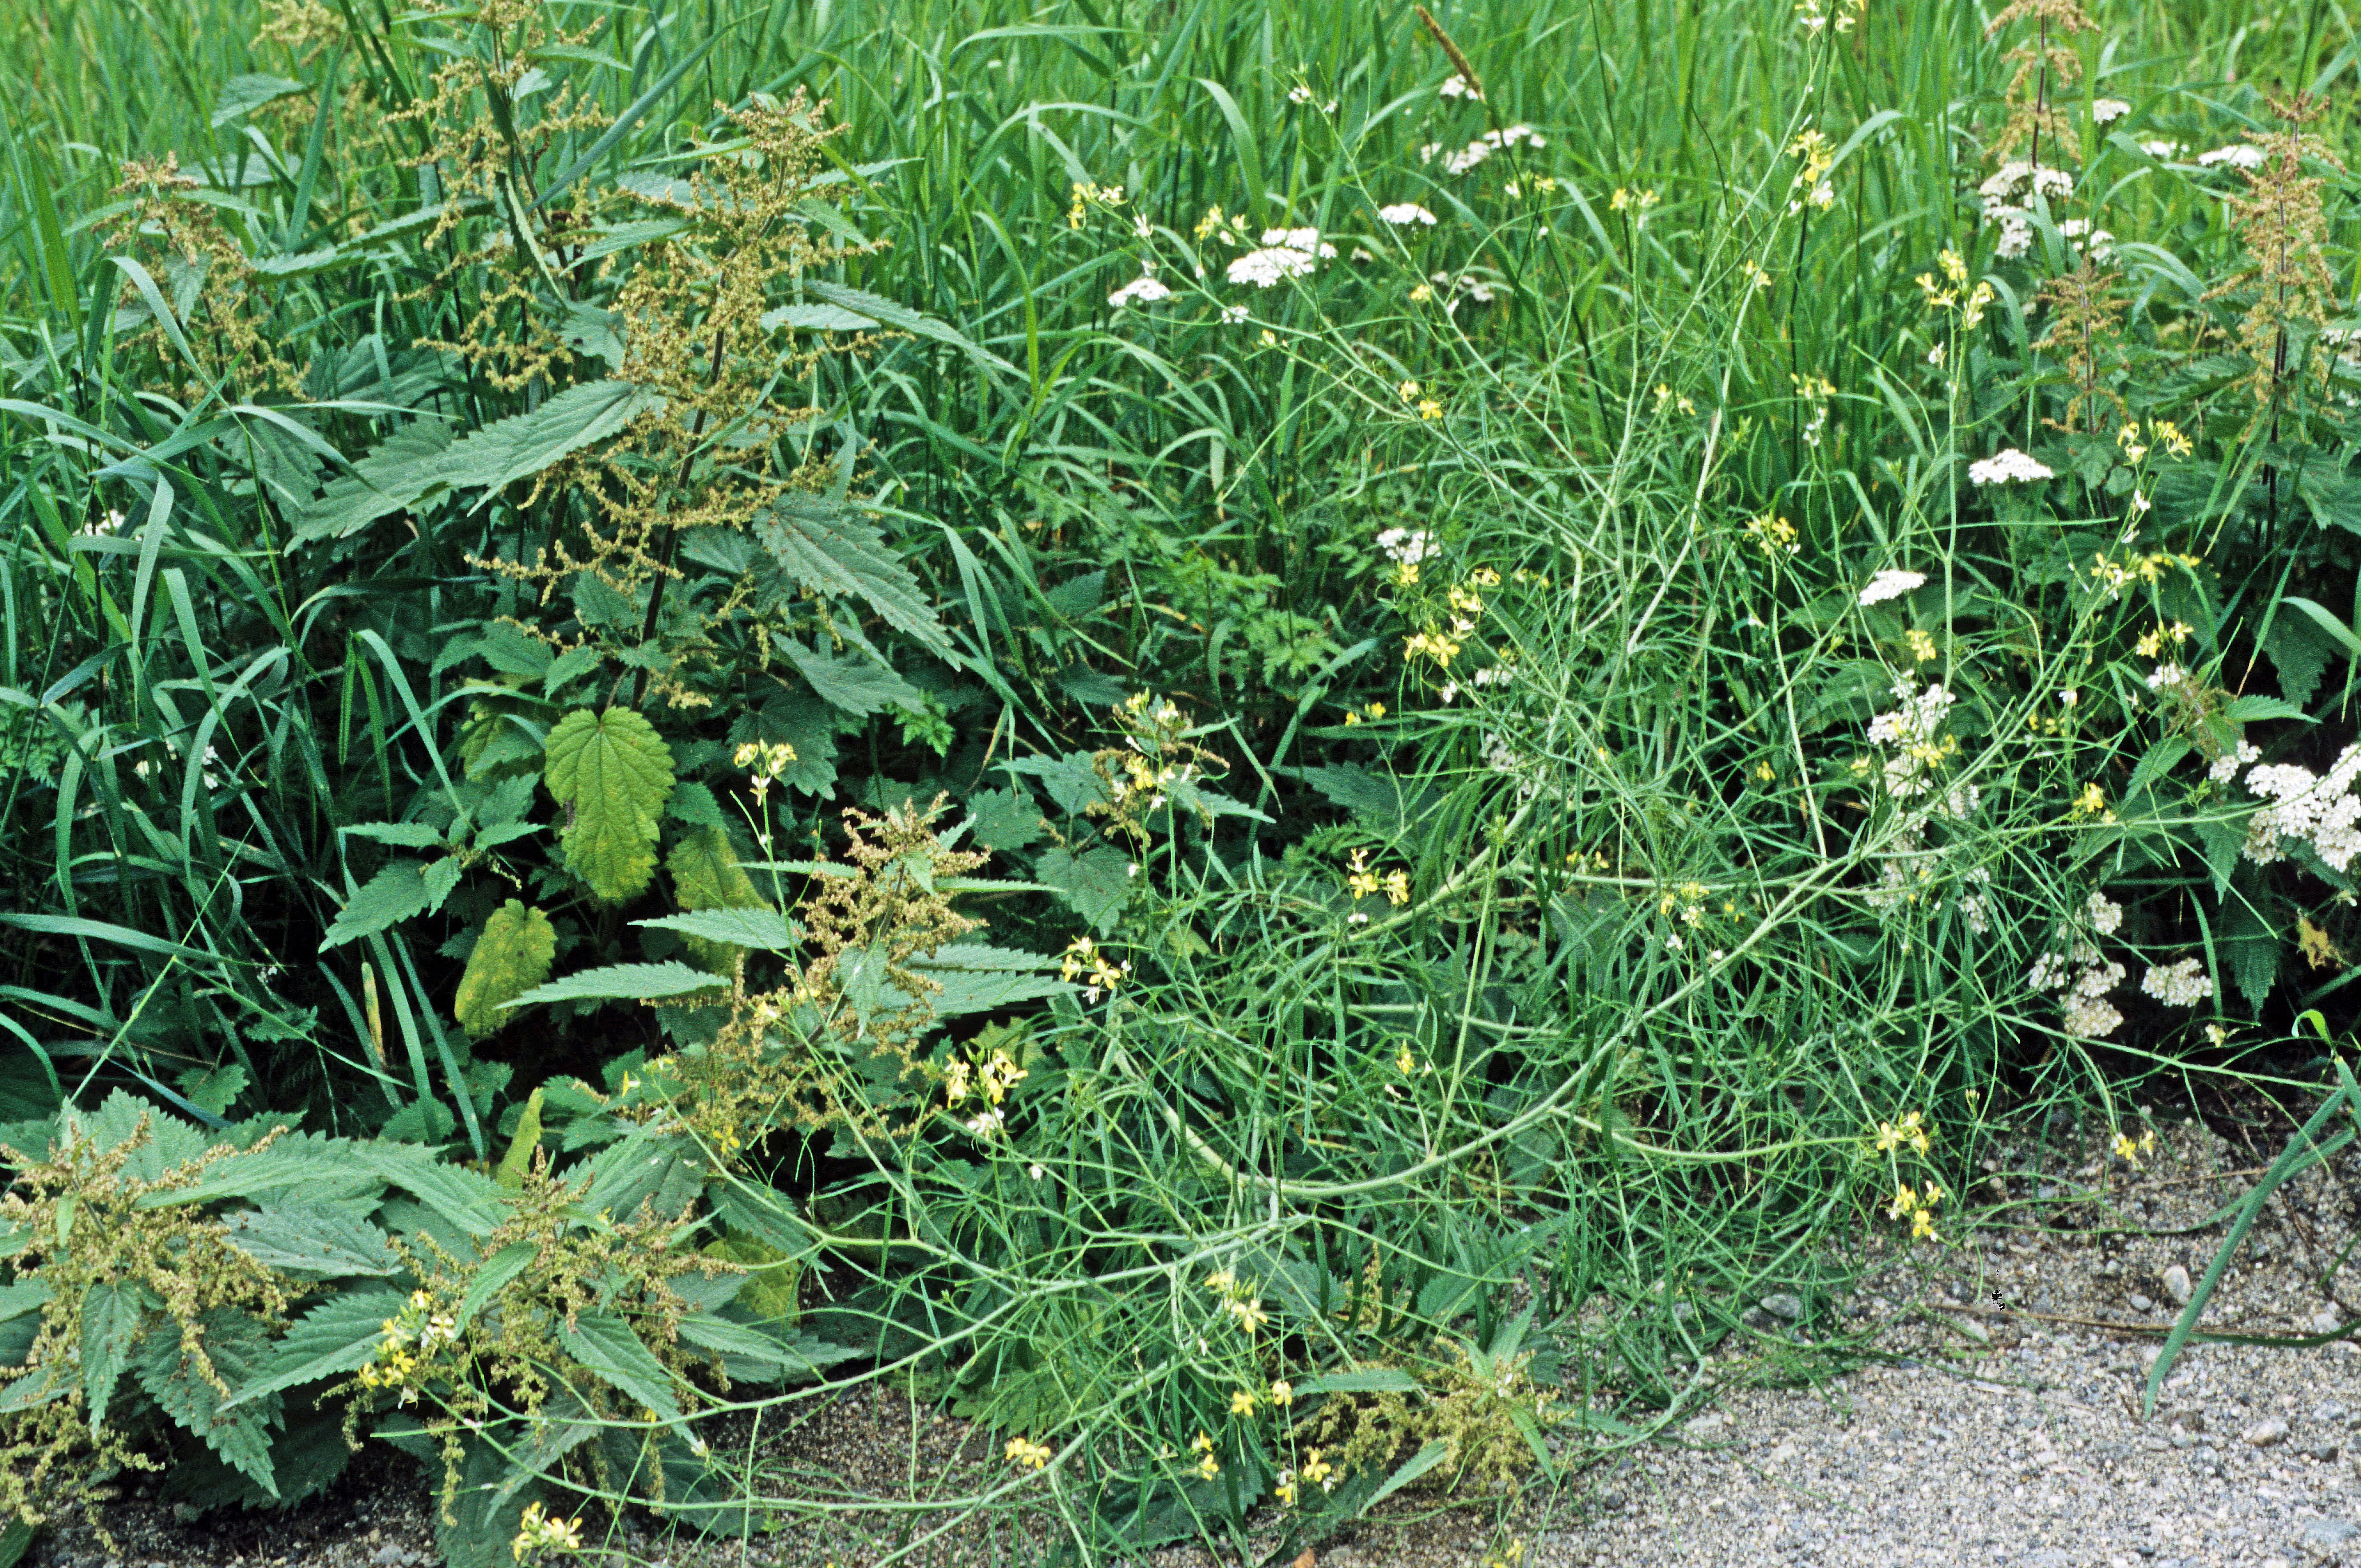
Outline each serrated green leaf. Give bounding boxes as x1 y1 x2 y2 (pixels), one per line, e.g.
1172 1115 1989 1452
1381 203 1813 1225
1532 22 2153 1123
222 1203 399 1277
778 638 928 717
560 1310 683 1423
292 421 453 544
341 821 446 849
506 961 724 1007
141 1131 409 1209
320 862 434 949
544 708 674 902
760 303 877 331
440 380 657 507
358 1153 506 1237
83 1089 213 1182
1038 844 1132 935
2223 694 2313 724
82 1280 153 1426
211 72 309 127
755 494 948 653
964 785 1043 851
135 1309 281 1496
636 906 796 953
802 279 1013 374
452 1242 537 1334
227 1286 407 1409
664 824 775 971
454 901 557 1039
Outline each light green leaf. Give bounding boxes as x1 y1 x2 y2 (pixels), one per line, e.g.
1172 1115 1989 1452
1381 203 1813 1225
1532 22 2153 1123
493 1087 544 1191
635 906 796 953
212 73 308 127
544 708 674 902
222 1203 399 1277
452 1241 536 1333
359 1154 506 1237
454 901 557 1039
760 303 878 331
664 823 775 971
560 1310 683 1423
506 961 724 1007
755 493 949 652
292 421 454 543
801 279 1014 374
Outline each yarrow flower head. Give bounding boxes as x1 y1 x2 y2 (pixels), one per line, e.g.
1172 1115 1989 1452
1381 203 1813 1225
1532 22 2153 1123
2140 958 2214 1006
1107 274 1172 309
1967 448 2055 486
1225 228 1333 288
1378 202 1438 226
1858 569 1926 606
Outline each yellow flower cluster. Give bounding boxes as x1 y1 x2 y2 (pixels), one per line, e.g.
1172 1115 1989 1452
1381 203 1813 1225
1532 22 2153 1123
1904 627 1938 664
1916 250 1995 328
1610 185 1659 216
1059 934 1127 995
355 1289 457 1402
1887 1181 1945 1241
944 1047 1027 1107
1067 181 1125 229
2118 419 2194 461
2070 781 2111 819
1744 510 1800 558
1202 1268 1270 1335
1871 1110 1933 1156
510 1501 583 1562
2084 548 2201 600
1004 1435 1054 1470
2134 621 2193 658
1342 701 1387 726
1345 849 1411 906
2112 1127 2158 1166
1787 128 1837 211
732 739 797 806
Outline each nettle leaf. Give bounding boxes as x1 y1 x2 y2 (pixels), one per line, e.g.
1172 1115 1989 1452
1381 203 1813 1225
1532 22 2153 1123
211 73 309 127
453 900 557 1039
1038 844 1133 935
440 379 659 508
560 1310 683 1423
665 823 775 971
544 708 674 902
321 860 455 949
778 638 927 718
222 1203 399 1278
82 1280 156 1426
229 1285 407 1410
135 1309 282 1496
292 421 454 544
754 493 949 653
964 784 1043 852
508 961 724 1008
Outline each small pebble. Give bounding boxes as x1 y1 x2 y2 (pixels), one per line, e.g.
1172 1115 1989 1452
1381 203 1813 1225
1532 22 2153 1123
2129 1292 2154 1312
2242 1415 2289 1447
2162 1263 2193 1305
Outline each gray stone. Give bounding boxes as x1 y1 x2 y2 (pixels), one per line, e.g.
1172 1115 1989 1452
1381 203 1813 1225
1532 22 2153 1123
2305 1518 2361 1551
2243 1415 2290 1447
1682 1410 1729 1439
1760 1292 1804 1321
2163 1264 2193 1305
2131 1292 2155 1312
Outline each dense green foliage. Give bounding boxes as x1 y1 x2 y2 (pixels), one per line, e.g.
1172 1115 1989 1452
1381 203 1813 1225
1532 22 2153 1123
3 0 2361 1562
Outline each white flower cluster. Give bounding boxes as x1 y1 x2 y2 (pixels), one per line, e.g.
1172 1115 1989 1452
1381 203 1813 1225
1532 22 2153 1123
2196 144 2266 169
2086 890 2124 935
1225 228 1336 288
1438 74 1482 99
2059 218 2116 260
2093 98 2131 124
1958 865 1994 935
1376 527 1435 566
2029 938 2126 1036
1858 568 1925 606
1378 202 1438 226
1417 123 1544 175
1427 270 1502 312
2140 958 2214 1007
1977 162 2073 257
2140 139 2184 160
1967 449 2055 486
1864 680 1955 799
1108 273 1172 308
2241 745 2361 872
2208 740 2260 784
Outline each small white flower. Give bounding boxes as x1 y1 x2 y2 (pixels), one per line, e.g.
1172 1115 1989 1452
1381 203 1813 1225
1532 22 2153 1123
2087 890 2124 935
1132 213 1153 239
2140 958 2213 1007
1287 83 1313 104
1107 274 1172 309
1220 303 1250 323
1438 74 1482 100
1377 202 1438 226
2092 98 2131 124
2139 139 2184 160
2059 689 2078 706
1028 1163 1048 1180
1967 449 2054 486
1858 569 1927 607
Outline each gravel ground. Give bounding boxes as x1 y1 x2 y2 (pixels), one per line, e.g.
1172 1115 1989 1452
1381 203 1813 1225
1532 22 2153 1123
30 1110 2361 1568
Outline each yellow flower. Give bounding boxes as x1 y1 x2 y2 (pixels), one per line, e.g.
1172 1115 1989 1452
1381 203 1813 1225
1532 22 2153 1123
1005 1435 1054 1469
1382 870 1411 906
1204 1269 1237 1295
1196 1452 1222 1480
1230 1389 1258 1416
1417 398 1444 421
1398 379 1420 401
2071 782 2107 817
1190 1430 1215 1452
1887 1184 1918 1221
1905 628 1937 663
1273 1477 1299 1506
1303 1448 1335 1489
1269 1379 1293 1406
1409 283 1433 302
1346 849 1382 901
1228 1297 1270 1334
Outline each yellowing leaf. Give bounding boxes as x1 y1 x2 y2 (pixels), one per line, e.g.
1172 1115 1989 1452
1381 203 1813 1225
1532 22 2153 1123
2299 915 2344 971
667 823 770 973
544 708 674 902
453 900 556 1038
